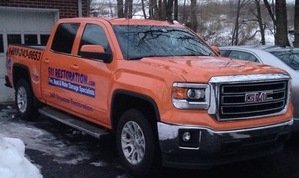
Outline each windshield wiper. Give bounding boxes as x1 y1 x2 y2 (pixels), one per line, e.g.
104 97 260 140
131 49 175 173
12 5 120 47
127 55 173 60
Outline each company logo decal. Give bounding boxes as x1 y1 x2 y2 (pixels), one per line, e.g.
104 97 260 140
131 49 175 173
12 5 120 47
245 91 273 103
48 67 96 98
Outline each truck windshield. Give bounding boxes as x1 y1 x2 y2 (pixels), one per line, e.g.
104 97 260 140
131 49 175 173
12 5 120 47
270 50 299 70
113 25 214 60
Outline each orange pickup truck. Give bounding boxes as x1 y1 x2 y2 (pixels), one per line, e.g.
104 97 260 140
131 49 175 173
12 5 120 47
5 18 293 174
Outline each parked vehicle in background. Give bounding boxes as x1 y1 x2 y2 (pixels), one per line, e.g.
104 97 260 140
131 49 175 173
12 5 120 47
220 46 299 131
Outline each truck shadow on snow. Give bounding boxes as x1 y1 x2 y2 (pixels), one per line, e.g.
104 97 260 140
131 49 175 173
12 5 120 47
1 104 299 178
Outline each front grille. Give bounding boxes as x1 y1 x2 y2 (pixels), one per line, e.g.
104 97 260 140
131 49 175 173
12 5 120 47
219 80 288 120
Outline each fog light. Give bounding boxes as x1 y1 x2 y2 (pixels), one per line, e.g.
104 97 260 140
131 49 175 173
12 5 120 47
182 132 191 142
179 129 200 148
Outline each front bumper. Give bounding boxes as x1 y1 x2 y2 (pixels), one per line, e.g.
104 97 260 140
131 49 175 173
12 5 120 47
293 117 299 132
157 120 293 169
292 105 299 131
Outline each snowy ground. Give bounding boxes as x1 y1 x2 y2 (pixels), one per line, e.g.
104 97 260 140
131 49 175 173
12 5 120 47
0 104 129 178
1 104 299 178
0 136 42 178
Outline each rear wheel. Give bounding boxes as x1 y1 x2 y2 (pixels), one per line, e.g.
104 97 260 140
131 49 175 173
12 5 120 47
116 109 157 175
15 79 38 120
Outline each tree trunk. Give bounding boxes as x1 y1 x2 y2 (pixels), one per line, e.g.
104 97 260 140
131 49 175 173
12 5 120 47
275 0 289 46
182 0 186 23
190 0 198 32
128 0 133 18
157 0 163 19
149 0 154 19
174 0 178 21
232 0 241 45
263 0 276 31
142 0 147 19
166 0 174 22
255 0 265 44
294 0 299 47
124 0 133 18
117 0 124 18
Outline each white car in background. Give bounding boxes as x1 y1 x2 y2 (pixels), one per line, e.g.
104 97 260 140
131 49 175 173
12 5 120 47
220 46 299 131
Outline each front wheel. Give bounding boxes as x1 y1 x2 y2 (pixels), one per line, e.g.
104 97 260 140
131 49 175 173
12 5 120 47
116 109 157 175
15 79 38 120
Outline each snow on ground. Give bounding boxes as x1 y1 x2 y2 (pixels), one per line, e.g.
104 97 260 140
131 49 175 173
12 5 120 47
0 104 127 177
0 136 42 178
0 105 101 165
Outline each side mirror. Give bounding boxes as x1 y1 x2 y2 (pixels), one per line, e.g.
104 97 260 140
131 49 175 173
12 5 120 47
80 45 112 63
211 46 220 55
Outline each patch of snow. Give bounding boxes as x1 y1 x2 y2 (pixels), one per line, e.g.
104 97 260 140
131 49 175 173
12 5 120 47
90 161 107 167
0 120 91 165
0 136 42 178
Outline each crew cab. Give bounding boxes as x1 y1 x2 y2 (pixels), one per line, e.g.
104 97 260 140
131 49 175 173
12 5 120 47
5 18 293 175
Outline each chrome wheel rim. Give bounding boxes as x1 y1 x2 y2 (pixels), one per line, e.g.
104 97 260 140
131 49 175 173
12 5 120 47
121 121 145 165
17 86 27 113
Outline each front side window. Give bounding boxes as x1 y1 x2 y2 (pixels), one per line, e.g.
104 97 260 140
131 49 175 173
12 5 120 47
79 24 109 50
113 25 214 60
51 23 80 54
271 51 299 70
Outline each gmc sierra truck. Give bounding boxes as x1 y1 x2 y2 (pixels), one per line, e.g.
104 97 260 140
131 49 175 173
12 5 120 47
5 18 294 175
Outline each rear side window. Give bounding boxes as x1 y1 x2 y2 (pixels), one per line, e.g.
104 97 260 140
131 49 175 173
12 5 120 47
219 50 231 57
51 23 80 54
228 50 259 62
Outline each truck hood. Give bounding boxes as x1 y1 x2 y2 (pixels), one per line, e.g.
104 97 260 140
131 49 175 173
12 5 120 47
139 56 287 83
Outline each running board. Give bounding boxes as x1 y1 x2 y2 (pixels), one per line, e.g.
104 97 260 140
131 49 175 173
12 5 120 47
39 107 109 138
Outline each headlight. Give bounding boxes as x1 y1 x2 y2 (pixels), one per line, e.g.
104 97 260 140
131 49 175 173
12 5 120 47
172 82 210 109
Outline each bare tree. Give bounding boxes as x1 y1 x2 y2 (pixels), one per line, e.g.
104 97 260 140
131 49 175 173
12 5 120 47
117 0 124 18
264 0 289 46
141 0 147 19
232 0 241 45
174 0 178 21
254 0 265 44
275 0 289 46
190 0 198 32
166 0 174 21
149 0 154 18
294 0 299 47
263 0 276 29
182 0 187 23
124 0 133 18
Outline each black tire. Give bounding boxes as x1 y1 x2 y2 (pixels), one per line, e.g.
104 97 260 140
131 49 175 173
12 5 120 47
116 109 157 176
15 79 38 120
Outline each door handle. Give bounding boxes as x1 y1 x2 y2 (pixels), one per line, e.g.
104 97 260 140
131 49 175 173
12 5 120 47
70 64 79 70
44 58 50 64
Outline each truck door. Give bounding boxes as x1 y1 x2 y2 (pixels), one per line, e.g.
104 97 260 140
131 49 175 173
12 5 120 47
40 23 82 113
70 23 113 125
